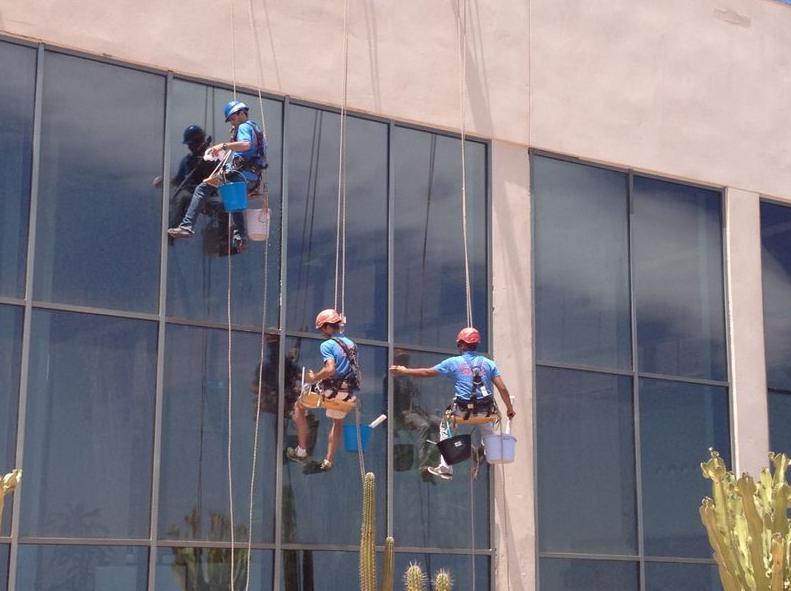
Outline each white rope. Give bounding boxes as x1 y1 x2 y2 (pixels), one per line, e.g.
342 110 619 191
457 0 473 328
334 0 350 315
469 428 477 591
230 0 238 100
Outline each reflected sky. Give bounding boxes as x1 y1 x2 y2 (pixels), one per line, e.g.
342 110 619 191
0 306 22 536
761 202 791 392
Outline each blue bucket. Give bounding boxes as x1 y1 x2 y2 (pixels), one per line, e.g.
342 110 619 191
218 181 248 212
343 424 372 452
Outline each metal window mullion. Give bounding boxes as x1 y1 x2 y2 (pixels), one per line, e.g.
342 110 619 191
7 44 45 591
386 122 395 540
720 191 737 465
529 153 541 590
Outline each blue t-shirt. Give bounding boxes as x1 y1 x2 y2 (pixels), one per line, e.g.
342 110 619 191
227 120 267 182
319 334 356 380
433 352 500 401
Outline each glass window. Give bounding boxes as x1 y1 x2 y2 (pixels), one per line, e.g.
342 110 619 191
286 105 388 340
394 553 490 591
392 350 489 549
158 325 278 543
166 82 282 328
761 202 791 392
281 550 377 591
645 561 722 591
537 367 637 554
769 390 791 454
0 305 22 536
0 545 7 591
34 52 164 312
639 379 730 558
394 128 488 349
540 558 639 591
22 310 157 538
156 547 273 591
15 545 148 591
0 41 35 298
633 177 726 380
533 156 631 370
282 338 387 545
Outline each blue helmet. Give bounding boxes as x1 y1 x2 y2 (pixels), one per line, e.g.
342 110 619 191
182 125 205 144
224 100 249 122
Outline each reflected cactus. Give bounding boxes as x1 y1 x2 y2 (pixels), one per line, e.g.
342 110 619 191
403 563 427 591
699 449 791 590
433 569 453 591
0 469 22 532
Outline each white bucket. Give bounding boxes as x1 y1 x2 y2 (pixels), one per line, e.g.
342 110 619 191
484 420 517 464
245 206 271 241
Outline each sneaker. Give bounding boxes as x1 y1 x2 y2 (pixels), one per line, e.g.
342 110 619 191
427 466 453 481
286 447 310 465
232 236 248 253
167 226 194 239
318 459 334 472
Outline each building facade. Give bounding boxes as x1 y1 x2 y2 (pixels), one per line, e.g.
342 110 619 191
0 0 790 589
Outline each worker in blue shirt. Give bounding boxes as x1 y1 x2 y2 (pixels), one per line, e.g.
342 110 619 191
287 309 361 473
389 327 515 480
168 101 267 254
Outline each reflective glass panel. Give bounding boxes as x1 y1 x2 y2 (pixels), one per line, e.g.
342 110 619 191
394 128 488 349
761 202 791 391
633 177 726 380
16 545 148 591
282 338 386 545
394 553 490 591
156 547 273 591
22 310 157 538
286 106 387 339
0 41 35 297
0 544 7 591
533 156 631 370
537 367 637 554
0 306 22 536
640 378 730 557
769 390 791 457
35 52 164 312
540 558 639 591
167 82 282 328
645 561 722 591
281 550 379 591
392 350 489 549
159 325 278 543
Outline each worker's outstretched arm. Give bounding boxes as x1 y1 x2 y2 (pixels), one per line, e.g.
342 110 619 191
308 358 336 383
389 366 440 378
492 376 516 419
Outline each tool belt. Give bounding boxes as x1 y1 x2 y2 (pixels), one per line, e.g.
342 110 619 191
448 396 498 422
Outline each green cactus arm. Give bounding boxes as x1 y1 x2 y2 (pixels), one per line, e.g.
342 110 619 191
360 472 377 591
770 453 790 489
382 536 395 591
737 475 770 588
403 563 427 591
434 569 453 591
700 499 749 590
770 533 786 591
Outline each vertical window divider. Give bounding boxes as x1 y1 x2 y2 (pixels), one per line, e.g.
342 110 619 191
529 152 541 588
386 121 395 540
7 44 44 591
721 191 737 466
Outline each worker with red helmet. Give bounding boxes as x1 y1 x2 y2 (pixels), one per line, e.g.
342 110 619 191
389 327 515 480
286 308 361 473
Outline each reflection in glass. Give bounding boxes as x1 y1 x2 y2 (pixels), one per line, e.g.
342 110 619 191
0 41 35 297
761 202 791 392
533 156 631 370
0 544 7 591
640 379 730 557
769 390 791 463
155 547 273 591
394 128 488 349
394 553 489 591
0 306 22 536
645 561 722 591
286 105 387 339
633 177 726 380
22 311 157 538
35 52 164 312
282 339 386 545
15 545 147 591
159 325 278 543
167 82 282 327
537 367 637 554
392 350 489 549
281 550 379 591
540 558 639 591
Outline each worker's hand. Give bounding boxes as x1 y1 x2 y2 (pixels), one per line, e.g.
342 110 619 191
306 370 316 383
506 407 516 419
207 144 225 159
389 365 406 376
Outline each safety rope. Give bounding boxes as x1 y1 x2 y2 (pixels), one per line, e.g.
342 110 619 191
230 0 238 100
334 0 350 316
469 446 476 591
457 0 473 329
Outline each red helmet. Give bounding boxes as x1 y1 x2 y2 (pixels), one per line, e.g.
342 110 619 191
315 308 344 329
456 327 480 345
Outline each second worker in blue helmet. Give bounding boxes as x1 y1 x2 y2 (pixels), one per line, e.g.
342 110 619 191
168 100 268 253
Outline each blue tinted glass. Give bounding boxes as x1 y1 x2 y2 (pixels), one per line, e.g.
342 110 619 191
0 544 7 591
761 202 791 391
16 545 147 591
35 52 164 312
282 550 380 591
769 390 791 455
533 156 631 370
0 306 22 536
394 128 488 349
645 561 722 591
393 350 489 549
156 547 273 591
633 177 726 380
167 82 282 328
540 558 639 591
537 367 637 554
394 553 489 591
282 338 387 545
286 106 387 339
159 325 278 543
640 379 730 557
22 311 157 538
0 42 35 297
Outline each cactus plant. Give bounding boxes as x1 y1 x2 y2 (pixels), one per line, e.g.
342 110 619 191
699 449 791 590
403 563 427 591
433 569 453 591
360 472 378 591
382 536 395 591
0 469 21 532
